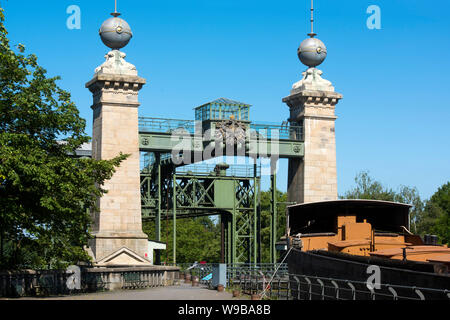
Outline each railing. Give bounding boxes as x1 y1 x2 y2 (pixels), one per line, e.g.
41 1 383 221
232 270 450 300
177 263 288 295
227 264 289 299
288 274 450 301
226 263 288 286
176 164 261 178
138 117 304 142
141 152 172 170
250 123 303 141
236 271 290 300
142 154 262 177
0 268 178 298
0 270 109 298
176 262 450 301
176 263 213 286
139 117 196 134
121 270 166 289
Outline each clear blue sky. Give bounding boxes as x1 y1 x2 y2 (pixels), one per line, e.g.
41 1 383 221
1 0 449 200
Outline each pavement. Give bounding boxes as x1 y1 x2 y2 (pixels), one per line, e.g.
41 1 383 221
13 284 250 300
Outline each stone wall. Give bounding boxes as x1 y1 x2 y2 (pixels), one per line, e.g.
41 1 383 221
0 266 180 297
86 63 150 265
283 68 342 204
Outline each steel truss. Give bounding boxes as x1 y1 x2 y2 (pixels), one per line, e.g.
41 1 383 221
139 154 281 265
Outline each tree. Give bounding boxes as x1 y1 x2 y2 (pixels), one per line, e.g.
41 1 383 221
418 182 450 245
142 189 289 264
143 217 221 264
0 9 127 270
341 171 396 201
341 171 424 233
260 190 287 263
394 185 424 234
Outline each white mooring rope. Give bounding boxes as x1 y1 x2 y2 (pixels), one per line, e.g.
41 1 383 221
260 246 293 299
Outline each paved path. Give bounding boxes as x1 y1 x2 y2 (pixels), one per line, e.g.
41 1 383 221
17 284 249 300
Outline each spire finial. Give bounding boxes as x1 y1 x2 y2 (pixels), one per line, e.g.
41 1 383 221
308 0 317 38
100 0 133 50
111 0 121 17
297 0 327 68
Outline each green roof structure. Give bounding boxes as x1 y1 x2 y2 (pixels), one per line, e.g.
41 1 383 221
195 97 251 122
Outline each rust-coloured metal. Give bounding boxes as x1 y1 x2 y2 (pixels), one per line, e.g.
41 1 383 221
287 200 450 274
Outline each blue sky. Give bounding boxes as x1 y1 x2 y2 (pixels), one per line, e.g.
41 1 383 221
1 0 449 200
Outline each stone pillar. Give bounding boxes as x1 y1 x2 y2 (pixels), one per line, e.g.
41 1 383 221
85 50 150 266
283 67 343 204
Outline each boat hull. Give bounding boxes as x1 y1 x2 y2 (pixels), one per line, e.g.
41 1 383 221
287 248 450 300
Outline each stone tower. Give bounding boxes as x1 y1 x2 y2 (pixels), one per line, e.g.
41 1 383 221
283 68 342 204
283 1 343 204
85 12 150 266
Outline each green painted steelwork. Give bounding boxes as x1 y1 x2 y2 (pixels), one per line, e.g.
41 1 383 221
141 161 261 264
138 99 303 264
139 131 304 159
195 98 251 122
270 165 277 264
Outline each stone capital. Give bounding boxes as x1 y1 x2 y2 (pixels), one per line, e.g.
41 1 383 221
85 73 146 109
86 73 147 88
283 70 343 124
283 89 343 108
283 90 342 123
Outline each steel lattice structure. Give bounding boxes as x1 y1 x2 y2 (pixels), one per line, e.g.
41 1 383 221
138 98 305 265
141 160 261 265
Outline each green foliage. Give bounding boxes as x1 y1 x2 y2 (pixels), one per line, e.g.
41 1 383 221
341 171 424 233
142 189 288 264
143 216 221 264
260 190 287 263
418 183 450 245
0 9 127 270
395 185 424 234
341 171 396 201
342 171 449 244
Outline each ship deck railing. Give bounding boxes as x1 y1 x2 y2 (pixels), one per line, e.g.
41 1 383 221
173 262 449 300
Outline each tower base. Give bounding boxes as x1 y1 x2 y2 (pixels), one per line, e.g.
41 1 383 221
88 232 151 267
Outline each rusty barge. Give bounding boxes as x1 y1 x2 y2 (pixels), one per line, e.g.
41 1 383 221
283 200 450 296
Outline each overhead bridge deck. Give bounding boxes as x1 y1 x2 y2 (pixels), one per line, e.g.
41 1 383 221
138 117 305 162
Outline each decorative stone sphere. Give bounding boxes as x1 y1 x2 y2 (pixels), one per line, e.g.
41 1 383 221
99 16 133 50
297 37 327 68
